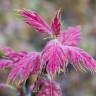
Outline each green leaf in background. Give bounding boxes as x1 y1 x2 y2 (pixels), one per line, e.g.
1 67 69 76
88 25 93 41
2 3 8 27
0 13 6 23
61 20 65 29
0 50 5 57
13 9 22 19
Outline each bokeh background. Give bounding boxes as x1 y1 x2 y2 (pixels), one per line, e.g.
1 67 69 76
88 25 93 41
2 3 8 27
0 0 96 96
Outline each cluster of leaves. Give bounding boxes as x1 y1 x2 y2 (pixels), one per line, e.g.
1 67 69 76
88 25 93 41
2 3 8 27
0 9 96 96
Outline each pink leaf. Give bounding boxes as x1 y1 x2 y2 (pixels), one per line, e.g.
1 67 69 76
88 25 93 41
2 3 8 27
0 46 13 69
62 46 96 72
0 59 13 69
51 9 61 36
0 50 27 69
60 26 81 46
9 51 28 64
38 79 62 96
0 45 14 55
20 9 51 33
8 52 41 82
42 40 67 75
42 40 96 75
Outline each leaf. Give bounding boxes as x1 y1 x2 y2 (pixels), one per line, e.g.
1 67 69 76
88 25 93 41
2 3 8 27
0 45 14 55
38 79 62 96
42 40 67 75
20 9 51 33
62 46 96 72
0 50 5 57
60 26 81 46
13 9 22 19
51 9 61 36
42 39 96 75
0 51 27 69
8 52 41 83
